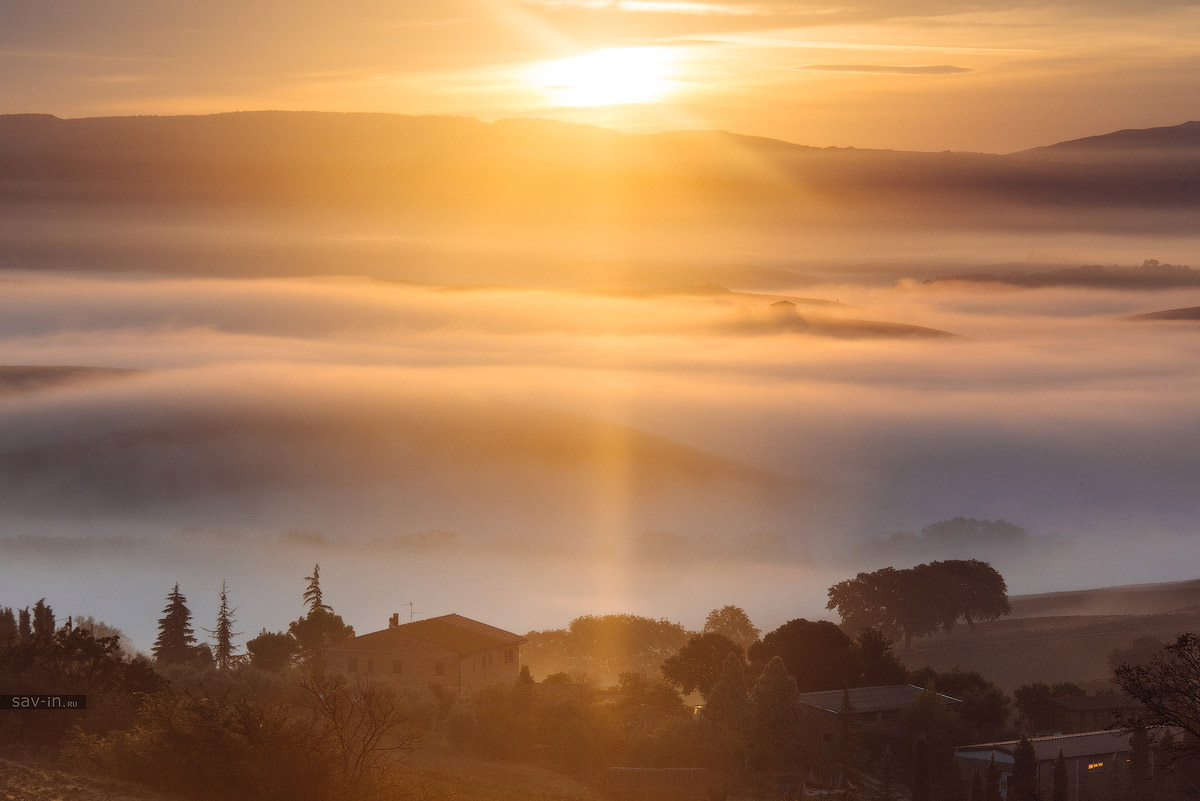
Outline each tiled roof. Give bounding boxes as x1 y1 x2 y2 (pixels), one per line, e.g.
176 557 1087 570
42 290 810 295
342 613 526 655
956 727 1176 763
798 684 962 715
1050 694 1143 712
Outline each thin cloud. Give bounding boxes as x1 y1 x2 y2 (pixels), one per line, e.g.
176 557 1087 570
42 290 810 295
798 63 973 73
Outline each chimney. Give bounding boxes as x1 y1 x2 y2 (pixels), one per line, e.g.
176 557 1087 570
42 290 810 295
389 613 399 628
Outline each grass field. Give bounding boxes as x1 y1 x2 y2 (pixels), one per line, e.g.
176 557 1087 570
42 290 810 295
900 578 1200 690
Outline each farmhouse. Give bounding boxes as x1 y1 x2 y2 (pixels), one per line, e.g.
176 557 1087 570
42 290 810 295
328 612 526 695
798 684 963 748
955 727 1174 801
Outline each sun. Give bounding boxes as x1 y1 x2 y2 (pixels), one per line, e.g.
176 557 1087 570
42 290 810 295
529 47 678 107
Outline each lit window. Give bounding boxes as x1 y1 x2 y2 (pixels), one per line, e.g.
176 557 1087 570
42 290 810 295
1088 762 1105 771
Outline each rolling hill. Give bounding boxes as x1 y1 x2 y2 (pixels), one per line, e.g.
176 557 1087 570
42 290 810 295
900 578 1200 691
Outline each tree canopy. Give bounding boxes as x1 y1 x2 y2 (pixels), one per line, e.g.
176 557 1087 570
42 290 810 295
661 631 745 699
826 559 1010 648
701 605 761 650
749 619 860 693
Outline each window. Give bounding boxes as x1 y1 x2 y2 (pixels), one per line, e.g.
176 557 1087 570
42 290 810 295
392 660 402 675
1088 761 1105 771
366 658 374 674
434 661 445 677
505 648 514 665
348 657 359 673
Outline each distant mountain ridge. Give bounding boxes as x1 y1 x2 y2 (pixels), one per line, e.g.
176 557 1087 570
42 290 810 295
1 111 1198 234
1021 120 1200 156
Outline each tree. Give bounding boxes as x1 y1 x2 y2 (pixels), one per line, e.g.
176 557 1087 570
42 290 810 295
303 564 330 615
153 583 198 665
749 656 801 769
528 614 691 683
31 598 54 638
909 667 1010 743
705 652 753 740
205 580 243 670
1114 632 1200 763
289 608 354 673
702 605 761 650
0 607 15 645
297 671 416 798
1108 636 1167 672
984 755 1002 801
750 618 860 692
1014 681 1085 732
1128 719 1151 801
856 627 907 685
969 772 983 801
1053 749 1067 801
247 629 300 673
911 737 930 801
661 632 745 699
827 560 1010 649
17 607 31 641
1010 735 1037 801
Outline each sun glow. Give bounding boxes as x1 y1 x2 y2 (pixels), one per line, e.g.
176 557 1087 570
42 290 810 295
530 47 679 107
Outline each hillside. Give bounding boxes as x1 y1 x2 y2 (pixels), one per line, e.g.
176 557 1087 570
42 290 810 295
1 112 1198 241
901 578 1200 690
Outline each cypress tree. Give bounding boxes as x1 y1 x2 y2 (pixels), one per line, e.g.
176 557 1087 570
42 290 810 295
1129 720 1151 801
705 651 754 740
205 580 242 670
984 755 1002 801
0 607 15 645
31 598 54 638
1053 749 1067 801
911 737 930 801
153 583 197 665
1011 735 1038 801
17 607 31 641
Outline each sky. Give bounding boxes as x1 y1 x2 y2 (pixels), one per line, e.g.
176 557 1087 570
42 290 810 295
3 0 1200 151
3 0 1200 656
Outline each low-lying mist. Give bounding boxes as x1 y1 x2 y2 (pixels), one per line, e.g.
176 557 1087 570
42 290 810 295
3 260 1200 650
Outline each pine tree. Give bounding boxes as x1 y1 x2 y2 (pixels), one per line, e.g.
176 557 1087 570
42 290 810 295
303 564 329 614
205 580 243 670
153 583 197 665
1053 749 1068 801
17 607 31 641
0 607 15 645
31 598 54 637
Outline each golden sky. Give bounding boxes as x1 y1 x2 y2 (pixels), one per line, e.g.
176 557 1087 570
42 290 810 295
4 0 1200 152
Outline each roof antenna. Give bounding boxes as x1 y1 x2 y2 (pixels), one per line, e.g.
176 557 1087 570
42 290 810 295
406 601 414 622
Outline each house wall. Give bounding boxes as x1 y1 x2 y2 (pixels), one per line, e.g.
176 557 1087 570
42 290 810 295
958 751 1130 801
330 638 463 694
459 643 521 695
329 638 521 696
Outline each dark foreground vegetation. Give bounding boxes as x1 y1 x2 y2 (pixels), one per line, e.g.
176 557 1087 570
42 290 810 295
3 560 1200 800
